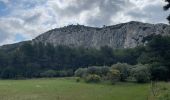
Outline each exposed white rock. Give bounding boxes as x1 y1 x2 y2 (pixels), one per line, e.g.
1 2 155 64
33 21 170 49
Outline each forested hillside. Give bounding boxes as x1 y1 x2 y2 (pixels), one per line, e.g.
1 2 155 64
0 35 169 81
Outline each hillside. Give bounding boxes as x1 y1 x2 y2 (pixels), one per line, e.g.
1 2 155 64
0 21 170 81
1 21 170 50
33 21 170 49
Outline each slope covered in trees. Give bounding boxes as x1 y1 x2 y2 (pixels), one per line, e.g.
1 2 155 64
0 35 169 81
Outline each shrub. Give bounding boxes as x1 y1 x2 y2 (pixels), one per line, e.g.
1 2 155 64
100 66 110 76
131 64 151 83
85 74 101 83
158 93 170 100
86 66 101 75
65 70 74 76
107 68 120 84
76 77 81 82
55 70 74 77
40 70 56 77
58 70 67 77
111 63 130 81
74 68 87 78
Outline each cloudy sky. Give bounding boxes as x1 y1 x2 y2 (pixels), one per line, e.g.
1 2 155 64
0 0 169 45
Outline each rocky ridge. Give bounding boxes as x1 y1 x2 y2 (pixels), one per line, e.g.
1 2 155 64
33 21 170 49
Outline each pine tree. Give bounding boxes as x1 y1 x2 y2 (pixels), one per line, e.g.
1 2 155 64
164 0 170 23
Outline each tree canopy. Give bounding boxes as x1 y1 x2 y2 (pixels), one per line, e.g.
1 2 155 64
164 0 170 23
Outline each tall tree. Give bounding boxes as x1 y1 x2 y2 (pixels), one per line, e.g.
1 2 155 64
164 0 170 23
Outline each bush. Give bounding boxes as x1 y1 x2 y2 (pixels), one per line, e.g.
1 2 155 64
75 66 110 78
107 68 120 84
85 74 101 83
86 66 101 75
111 63 130 81
74 68 87 78
40 70 56 77
158 93 170 100
65 70 74 76
131 64 151 83
76 77 81 82
100 66 110 76
55 70 73 77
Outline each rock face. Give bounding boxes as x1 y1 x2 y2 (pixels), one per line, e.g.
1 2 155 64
33 21 170 49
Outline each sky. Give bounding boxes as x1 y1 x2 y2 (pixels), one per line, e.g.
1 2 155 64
0 0 169 45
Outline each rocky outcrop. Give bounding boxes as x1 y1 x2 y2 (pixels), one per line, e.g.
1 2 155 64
32 21 170 49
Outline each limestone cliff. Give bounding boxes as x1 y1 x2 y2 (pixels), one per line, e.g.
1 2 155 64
33 21 170 49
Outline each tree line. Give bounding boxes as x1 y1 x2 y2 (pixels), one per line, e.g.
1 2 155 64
0 35 169 80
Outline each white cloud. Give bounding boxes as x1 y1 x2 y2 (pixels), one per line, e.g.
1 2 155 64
0 0 169 45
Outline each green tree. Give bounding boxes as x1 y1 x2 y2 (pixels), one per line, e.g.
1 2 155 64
150 62 169 81
100 46 115 65
111 63 130 81
146 36 170 79
0 50 8 68
164 0 170 23
20 42 35 61
25 63 41 78
1 67 16 79
131 64 151 83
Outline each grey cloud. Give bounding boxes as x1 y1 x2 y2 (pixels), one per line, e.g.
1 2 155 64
53 0 133 26
0 0 168 45
126 10 148 19
54 0 98 16
54 0 126 16
0 18 23 44
86 0 133 26
142 4 168 22
0 31 10 43
0 29 15 45
24 13 42 24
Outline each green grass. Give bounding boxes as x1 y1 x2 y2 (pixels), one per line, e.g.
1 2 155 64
0 78 168 100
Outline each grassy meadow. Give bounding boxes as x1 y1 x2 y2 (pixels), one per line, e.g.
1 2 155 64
0 78 168 100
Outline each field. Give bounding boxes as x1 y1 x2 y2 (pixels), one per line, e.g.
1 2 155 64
0 78 168 100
